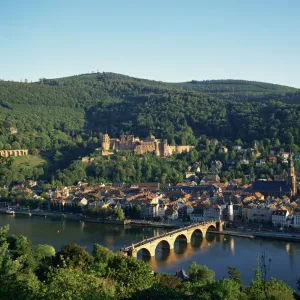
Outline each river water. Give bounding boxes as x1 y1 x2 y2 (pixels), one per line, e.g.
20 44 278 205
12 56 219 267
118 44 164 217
0 214 299 290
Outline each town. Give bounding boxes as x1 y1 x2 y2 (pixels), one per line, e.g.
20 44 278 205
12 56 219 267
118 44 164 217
1 146 300 231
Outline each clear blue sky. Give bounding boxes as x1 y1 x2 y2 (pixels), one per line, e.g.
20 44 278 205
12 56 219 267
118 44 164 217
1 0 300 87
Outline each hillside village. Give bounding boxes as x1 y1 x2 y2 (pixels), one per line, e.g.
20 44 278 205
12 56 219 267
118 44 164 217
1 134 300 228
1 156 300 229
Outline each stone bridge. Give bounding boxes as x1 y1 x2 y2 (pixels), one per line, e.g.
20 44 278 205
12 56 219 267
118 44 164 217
123 220 224 257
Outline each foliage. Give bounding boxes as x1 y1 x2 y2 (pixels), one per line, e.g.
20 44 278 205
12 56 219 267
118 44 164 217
1 72 300 185
187 261 215 284
0 226 299 299
228 266 243 285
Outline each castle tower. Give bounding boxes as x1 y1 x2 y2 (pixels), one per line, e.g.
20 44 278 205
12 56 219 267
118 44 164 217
286 153 297 197
102 134 110 151
228 198 234 222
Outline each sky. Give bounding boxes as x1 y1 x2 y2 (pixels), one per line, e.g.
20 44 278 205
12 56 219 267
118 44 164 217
0 0 300 87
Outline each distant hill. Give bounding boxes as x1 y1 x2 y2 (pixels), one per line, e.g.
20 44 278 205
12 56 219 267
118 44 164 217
1 72 300 154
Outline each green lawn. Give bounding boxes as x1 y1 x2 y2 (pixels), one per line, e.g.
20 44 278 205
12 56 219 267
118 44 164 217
13 155 47 168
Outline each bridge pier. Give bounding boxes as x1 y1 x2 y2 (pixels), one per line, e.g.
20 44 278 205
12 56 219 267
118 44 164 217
217 221 224 232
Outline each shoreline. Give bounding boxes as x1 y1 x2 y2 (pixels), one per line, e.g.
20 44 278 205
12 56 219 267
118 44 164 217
2 210 300 243
209 229 300 243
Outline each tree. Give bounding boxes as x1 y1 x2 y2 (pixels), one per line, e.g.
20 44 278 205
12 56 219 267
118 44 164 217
107 254 155 296
187 262 215 284
129 284 190 300
208 278 246 300
114 206 125 220
227 266 242 285
156 273 181 290
264 278 294 300
35 244 55 260
43 267 116 300
53 243 92 270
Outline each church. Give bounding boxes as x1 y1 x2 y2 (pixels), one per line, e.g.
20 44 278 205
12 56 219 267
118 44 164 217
250 153 297 198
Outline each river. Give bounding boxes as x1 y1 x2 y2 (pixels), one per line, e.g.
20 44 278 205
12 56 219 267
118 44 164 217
0 214 299 290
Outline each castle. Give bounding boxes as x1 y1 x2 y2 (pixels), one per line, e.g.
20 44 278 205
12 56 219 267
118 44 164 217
102 134 194 157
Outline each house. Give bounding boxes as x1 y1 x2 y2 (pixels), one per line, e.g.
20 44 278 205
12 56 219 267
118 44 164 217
74 197 88 206
219 146 228 153
256 159 266 167
190 208 204 222
158 204 167 218
281 152 290 161
240 159 249 165
140 202 159 218
267 156 277 164
247 204 276 222
185 172 196 179
165 207 178 220
211 160 223 170
233 145 242 151
272 210 289 227
203 205 222 221
293 213 300 228
202 174 220 183
175 269 189 282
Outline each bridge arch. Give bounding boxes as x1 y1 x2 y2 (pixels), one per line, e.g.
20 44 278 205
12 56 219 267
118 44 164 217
136 247 152 257
191 228 205 237
155 239 172 251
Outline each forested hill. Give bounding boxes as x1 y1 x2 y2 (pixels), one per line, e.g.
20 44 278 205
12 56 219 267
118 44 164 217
1 72 300 153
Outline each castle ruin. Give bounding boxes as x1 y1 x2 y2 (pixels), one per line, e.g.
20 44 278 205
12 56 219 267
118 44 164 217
102 134 193 157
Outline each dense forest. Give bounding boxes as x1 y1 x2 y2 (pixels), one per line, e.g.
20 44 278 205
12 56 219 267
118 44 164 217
0 225 298 299
1 72 300 184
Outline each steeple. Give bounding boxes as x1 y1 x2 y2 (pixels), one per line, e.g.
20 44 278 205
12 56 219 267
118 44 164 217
286 153 297 197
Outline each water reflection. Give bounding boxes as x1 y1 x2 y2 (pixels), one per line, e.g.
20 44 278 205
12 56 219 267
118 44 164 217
142 234 219 269
286 243 296 266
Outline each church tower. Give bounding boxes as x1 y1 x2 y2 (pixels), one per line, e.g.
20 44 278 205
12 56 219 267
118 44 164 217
286 153 297 197
102 134 110 151
228 198 234 222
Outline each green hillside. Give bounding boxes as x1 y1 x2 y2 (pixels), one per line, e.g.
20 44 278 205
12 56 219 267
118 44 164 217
1 72 300 184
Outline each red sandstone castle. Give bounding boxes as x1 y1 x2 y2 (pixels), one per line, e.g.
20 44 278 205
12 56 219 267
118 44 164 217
102 134 194 157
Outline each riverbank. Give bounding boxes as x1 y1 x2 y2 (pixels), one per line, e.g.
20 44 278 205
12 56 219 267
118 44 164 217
0 209 131 225
2 209 300 243
209 229 300 243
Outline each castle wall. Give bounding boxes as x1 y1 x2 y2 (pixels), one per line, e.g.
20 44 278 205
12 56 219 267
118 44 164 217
167 145 194 155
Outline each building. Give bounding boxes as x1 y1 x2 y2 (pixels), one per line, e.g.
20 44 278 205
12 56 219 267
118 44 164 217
190 208 204 222
250 181 291 198
272 210 289 227
293 213 300 228
251 154 297 198
247 204 276 223
101 134 194 157
203 205 222 221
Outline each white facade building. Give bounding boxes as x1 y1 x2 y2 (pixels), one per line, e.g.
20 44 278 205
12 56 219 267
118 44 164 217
293 213 300 228
272 210 289 227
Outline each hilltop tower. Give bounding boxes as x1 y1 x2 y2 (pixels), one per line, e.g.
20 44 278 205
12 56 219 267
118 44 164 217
286 153 297 197
102 134 110 151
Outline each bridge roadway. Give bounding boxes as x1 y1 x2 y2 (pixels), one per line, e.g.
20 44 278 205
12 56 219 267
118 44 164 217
122 220 224 257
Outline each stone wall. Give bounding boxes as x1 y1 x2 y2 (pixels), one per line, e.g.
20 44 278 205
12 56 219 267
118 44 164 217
0 149 29 158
